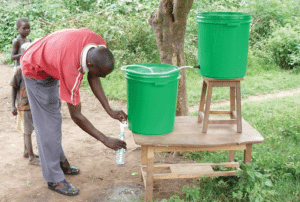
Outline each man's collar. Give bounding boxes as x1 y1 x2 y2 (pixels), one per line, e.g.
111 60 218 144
80 44 106 73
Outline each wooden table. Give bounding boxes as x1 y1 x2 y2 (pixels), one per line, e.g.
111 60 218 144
133 116 264 202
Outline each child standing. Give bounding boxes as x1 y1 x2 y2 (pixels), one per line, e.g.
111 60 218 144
11 67 40 165
10 17 39 165
11 18 31 71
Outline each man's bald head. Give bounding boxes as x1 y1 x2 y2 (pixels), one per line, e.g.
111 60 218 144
88 46 114 73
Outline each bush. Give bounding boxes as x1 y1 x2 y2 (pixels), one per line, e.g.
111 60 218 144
240 0 300 46
62 0 97 12
266 24 300 69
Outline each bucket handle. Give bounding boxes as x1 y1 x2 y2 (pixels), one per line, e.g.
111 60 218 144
121 65 196 75
121 65 154 73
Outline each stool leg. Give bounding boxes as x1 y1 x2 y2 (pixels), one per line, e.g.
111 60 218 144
230 87 235 119
145 146 154 202
202 84 213 133
236 84 242 133
198 81 207 123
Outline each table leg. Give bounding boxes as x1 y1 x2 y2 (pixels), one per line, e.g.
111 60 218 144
228 150 235 162
141 145 147 166
140 145 147 182
145 146 154 202
244 144 252 163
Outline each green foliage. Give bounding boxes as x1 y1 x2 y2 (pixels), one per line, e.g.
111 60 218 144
62 0 97 12
232 163 275 201
243 0 299 45
266 24 300 69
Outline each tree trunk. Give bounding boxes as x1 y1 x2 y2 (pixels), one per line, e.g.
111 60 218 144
148 0 193 116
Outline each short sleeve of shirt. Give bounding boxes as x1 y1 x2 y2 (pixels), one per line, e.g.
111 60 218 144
59 68 83 105
10 68 22 89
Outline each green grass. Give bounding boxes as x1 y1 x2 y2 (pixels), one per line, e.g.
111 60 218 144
166 94 300 201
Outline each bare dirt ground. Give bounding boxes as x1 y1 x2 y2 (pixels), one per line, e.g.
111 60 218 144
0 63 196 202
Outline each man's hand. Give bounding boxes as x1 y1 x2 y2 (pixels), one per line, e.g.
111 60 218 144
109 110 128 122
67 102 127 151
12 107 17 116
102 136 127 151
87 74 128 122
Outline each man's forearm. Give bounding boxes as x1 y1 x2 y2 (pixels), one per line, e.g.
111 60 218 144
87 73 112 114
71 113 107 143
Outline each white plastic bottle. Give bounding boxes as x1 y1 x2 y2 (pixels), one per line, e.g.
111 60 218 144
116 121 127 165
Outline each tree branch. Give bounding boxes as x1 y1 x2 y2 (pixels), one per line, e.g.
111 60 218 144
39 17 56 27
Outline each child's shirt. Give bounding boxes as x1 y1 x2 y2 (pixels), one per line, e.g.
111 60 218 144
21 28 106 105
10 68 30 111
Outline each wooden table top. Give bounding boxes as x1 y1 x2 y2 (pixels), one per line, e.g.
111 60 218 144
133 116 264 147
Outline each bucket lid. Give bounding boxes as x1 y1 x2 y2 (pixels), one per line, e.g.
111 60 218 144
196 12 251 23
124 63 179 75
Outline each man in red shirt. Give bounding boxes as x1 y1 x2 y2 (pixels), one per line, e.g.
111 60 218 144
21 28 127 196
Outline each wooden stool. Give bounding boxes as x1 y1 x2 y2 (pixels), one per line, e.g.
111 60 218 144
198 77 244 133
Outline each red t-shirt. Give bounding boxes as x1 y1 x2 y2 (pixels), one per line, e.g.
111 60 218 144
21 28 106 105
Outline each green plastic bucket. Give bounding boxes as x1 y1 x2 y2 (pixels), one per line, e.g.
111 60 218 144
123 63 180 135
196 12 252 79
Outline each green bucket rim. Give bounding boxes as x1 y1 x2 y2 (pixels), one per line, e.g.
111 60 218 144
196 12 251 24
122 63 180 77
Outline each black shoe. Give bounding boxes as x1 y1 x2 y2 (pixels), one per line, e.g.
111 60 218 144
60 159 80 175
48 179 79 196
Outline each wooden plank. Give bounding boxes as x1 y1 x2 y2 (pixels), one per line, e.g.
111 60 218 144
170 165 214 174
208 119 237 124
141 163 240 180
146 146 154 202
133 116 264 147
142 165 170 171
204 77 245 82
153 170 238 179
244 144 253 163
142 162 240 169
210 81 239 87
203 85 213 133
154 145 246 152
210 110 232 115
